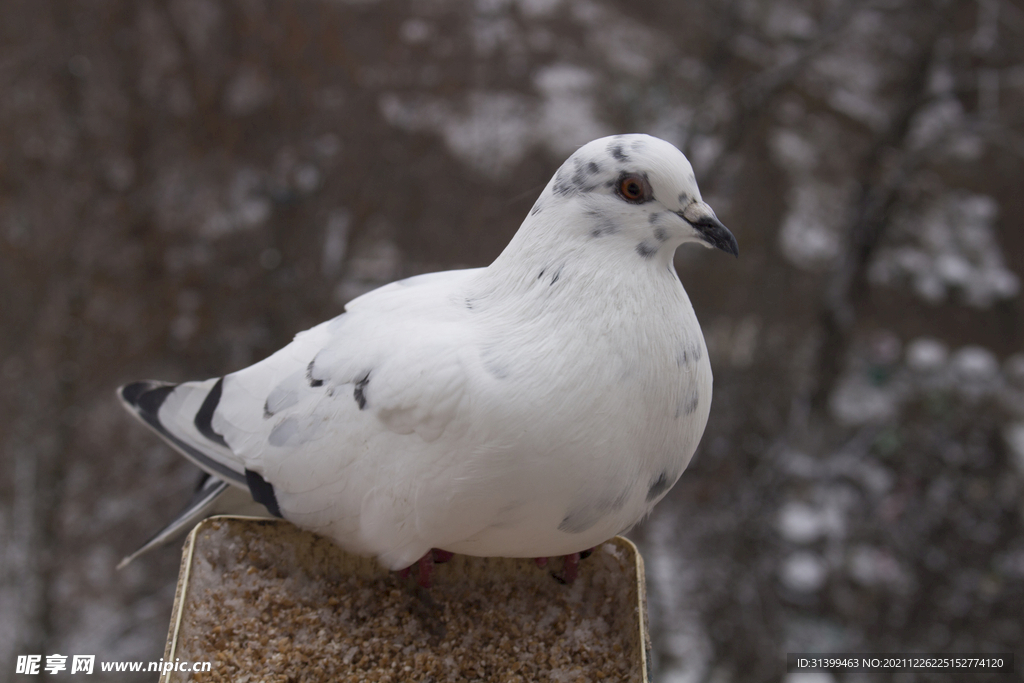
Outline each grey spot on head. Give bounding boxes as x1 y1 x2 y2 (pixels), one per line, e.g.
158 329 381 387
354 373 370 410
530 199 545 216
263 386 298 419
675 388 700 419
538 268 546 280
571 158 587 187
550 264 563 285
648 212 662 225
552 167 574 196
630 138 647 152
554 158 602 197
654 227 668 242
558 488 631 534
306 359 324 388
646 472 673 502
268 417 301 447
609 143 630 162
465 298 474 310
589 211 619 238
636 241 658 259
678 192 690 206
570 157 602 194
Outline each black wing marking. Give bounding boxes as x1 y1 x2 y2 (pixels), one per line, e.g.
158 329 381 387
245 469 283 518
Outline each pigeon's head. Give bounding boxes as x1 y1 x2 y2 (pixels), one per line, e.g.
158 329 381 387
534 134 738 260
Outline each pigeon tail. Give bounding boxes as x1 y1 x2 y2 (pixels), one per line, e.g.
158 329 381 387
117 475 276 568
118 380 247 486
117 475 230 569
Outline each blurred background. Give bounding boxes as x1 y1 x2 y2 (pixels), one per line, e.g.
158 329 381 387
1 0 1023 681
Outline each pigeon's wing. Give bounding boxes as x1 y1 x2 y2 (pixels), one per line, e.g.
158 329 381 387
121 268 495 568
214 268 484 456
210 268 495 565
119 268 481 480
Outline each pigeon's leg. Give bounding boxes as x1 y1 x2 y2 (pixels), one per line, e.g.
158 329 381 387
556 553 581 584
407 549 453 588
552 547 595 584
417 553 434 588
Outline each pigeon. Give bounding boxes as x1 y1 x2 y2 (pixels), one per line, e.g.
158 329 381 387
118 134 738 575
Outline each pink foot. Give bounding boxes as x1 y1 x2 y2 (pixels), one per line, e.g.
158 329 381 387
401 548 454 588
417 553 433 588
551 548 595 584
560 552 580 584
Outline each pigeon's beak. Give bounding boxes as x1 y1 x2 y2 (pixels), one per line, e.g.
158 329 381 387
676 201 739 257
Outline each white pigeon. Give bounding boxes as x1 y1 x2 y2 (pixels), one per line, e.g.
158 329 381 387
118 134 738 572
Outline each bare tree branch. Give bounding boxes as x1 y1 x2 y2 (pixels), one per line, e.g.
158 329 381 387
810 1 959 413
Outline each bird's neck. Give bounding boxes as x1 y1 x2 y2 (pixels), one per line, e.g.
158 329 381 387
466 209 689 322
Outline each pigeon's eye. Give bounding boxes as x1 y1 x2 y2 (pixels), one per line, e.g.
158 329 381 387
616 173 650 204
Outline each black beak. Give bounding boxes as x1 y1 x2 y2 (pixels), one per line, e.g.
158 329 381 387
687 213 739 257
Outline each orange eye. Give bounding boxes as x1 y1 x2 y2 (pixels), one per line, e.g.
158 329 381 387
616 173 649 203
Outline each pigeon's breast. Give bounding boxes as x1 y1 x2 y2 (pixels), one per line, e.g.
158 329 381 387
441 280 712 557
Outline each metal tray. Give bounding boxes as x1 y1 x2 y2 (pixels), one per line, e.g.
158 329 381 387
161 516 650 682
